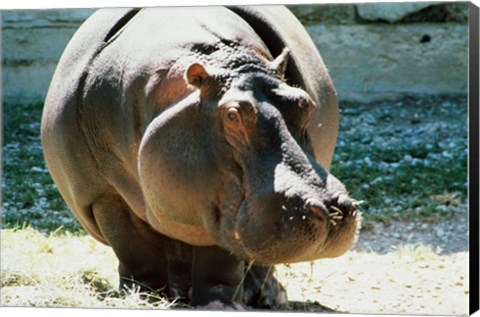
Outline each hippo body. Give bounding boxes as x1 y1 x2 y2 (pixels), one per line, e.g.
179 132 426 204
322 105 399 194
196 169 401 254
41 6 359 307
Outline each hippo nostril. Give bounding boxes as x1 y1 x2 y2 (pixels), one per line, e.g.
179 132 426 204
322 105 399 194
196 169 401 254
350 205 357 218
336 194 355 217
305 199 328 221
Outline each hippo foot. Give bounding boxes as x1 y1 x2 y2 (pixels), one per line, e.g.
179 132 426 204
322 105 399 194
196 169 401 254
243 263 287 308
197 300 247 311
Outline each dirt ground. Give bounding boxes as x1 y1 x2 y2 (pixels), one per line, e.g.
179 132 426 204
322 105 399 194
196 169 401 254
272 206 469 316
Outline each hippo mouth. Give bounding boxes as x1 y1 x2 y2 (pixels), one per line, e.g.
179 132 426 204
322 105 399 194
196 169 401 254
214 190 360 265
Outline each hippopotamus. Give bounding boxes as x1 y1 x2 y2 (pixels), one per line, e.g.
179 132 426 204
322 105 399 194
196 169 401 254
41 6 360 308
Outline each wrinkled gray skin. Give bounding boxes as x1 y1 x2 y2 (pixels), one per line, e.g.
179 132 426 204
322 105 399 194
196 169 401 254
41 6 360 308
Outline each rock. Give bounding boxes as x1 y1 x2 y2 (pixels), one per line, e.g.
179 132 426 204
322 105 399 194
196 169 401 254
403 155 413 163
356 3 435 23
391 232 401 239
436 228 445 237
444 3 469 22
288 4 357 25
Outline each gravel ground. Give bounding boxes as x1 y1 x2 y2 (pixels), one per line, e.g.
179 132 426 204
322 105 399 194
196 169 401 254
355 209 468 255
333 94 469 256
339 96 468 149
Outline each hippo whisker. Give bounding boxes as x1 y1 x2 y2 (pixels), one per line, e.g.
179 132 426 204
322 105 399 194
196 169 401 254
329 206 343 215
328 205 345 225
329 211 343 217
352 199 364 206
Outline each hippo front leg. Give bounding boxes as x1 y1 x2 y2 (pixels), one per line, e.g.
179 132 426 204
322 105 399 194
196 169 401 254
243 264 287 308
192 246 245 307
164 239 193 301
90 195 170 294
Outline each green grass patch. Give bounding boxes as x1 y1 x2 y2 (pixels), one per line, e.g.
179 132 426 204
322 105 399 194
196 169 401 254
2 102 82 232
331 144 467 219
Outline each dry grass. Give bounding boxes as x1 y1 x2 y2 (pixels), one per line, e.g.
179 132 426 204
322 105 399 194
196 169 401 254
1 227 175 309
1 227 469 315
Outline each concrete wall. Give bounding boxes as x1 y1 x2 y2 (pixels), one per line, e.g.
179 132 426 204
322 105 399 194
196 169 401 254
1 3 469 103
288 2 469 102
1 9 94 103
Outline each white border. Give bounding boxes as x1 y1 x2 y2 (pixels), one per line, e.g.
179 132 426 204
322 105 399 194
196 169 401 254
0 0 476 317
0 0 451 10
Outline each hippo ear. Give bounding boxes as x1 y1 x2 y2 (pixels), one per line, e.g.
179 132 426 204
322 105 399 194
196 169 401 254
269 47 290 76
186 63 210 89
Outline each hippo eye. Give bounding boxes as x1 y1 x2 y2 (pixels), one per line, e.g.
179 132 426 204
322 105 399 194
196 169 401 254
226 108 240 123
298 96 315 111
298 97 308 109
297 96 315 128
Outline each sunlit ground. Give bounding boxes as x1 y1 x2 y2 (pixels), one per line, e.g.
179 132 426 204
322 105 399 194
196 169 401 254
1 227 468 315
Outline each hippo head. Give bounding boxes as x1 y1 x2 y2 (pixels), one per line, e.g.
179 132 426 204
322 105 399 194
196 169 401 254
139 48 360 265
